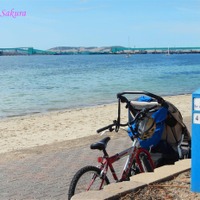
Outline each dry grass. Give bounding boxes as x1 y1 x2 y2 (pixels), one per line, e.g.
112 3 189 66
120 170 200 200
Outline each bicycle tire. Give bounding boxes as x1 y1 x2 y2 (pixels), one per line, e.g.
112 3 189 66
140 153 154 172
128 159 140 178
68 165 110 200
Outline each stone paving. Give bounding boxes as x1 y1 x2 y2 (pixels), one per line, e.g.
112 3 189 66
0 135 132 200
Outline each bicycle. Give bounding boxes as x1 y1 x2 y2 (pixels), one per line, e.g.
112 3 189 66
68 91 167 200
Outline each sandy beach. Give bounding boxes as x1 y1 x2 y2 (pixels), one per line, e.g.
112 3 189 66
0 94 192 154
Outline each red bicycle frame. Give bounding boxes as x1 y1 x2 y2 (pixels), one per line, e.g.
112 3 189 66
97 138 155 182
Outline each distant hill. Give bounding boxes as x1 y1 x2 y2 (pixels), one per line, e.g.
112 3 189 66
1 46 200 56
48 46 125 54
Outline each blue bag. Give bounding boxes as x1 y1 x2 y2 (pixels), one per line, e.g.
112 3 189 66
128 96 168 149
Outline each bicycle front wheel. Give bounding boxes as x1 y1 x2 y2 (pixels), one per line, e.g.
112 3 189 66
68 165 110 200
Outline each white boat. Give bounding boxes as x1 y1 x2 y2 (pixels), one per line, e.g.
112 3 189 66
166 47 170 56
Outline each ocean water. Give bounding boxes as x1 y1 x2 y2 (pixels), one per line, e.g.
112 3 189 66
0 54 200 118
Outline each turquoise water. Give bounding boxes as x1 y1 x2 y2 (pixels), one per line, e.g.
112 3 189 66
0 54 200 118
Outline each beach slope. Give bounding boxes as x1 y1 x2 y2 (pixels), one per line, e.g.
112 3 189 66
0 94 191 154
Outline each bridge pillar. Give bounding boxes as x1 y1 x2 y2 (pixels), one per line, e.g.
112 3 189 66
28 48 34 55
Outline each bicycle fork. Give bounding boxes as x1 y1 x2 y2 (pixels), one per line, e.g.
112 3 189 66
86 164 108 191
85 177 104 191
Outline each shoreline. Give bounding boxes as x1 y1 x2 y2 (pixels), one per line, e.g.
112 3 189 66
0 94 192 154
0 92 192 120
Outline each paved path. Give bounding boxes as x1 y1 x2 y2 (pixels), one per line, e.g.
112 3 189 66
0 119 191 200
0 135 132 200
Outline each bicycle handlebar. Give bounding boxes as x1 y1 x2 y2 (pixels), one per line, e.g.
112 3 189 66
96 120 129 134
96 122 116 133
97 91 166 134
96 106 156 134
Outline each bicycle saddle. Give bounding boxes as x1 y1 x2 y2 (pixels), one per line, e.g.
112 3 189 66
90 137 110 151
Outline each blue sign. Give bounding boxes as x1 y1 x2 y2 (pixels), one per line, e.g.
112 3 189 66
192 88 200 192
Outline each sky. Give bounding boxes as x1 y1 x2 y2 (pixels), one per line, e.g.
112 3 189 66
0 0 200 50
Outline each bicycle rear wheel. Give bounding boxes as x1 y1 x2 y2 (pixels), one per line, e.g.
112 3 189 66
128 159 140 178
128 153 154 179
139 153 154 172
68 165 110 200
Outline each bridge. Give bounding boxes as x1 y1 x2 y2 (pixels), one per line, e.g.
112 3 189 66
1 46 200 56
111 46 200 54
0 47 56 56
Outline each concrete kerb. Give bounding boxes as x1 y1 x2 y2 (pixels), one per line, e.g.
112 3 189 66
72 159 191 200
